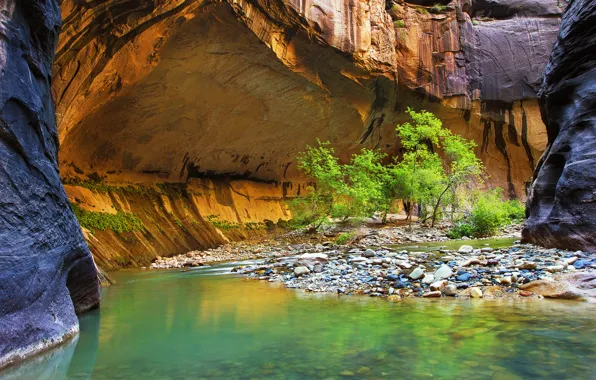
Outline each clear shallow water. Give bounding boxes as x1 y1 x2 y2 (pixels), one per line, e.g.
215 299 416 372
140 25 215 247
2 263 595 380
388 237 519 252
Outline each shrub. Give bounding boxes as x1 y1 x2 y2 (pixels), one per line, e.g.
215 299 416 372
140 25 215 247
448 189 526 238
394 20 406 28
336 232 355 245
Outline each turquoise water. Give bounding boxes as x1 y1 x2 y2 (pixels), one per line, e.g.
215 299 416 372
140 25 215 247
2 263 595 380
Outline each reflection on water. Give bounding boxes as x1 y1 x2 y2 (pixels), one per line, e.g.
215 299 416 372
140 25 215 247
2 265 595 380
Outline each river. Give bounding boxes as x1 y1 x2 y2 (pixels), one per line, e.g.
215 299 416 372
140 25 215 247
1 260 594 379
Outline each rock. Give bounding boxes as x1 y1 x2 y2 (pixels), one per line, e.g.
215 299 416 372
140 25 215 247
470 288 483 298
574 260 587 269
296 253 328 267
523 0 596 252
443 284 458 296
519 272 596 301
463 259 482 267
441 255 455 263
422 274 435 285
340 370 355 377
546 265 564 273
423 291 442 298
362 249 376 258
0 1 100 369
387 295 402 302
430 280 448 291
458 245 474 254
519 291 533 297
500 276 512 285
456 272 472 282
434 264 453 280
409 267 425 280
518 262 537 270
294 266 311 277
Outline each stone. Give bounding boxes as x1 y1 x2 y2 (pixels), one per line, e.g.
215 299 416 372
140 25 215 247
519 272 596 301
294 267 311 277
387 295 402 302
423 291 442 298
422 274 435 285
430 280 448 291
458 245 474 254
470 288 483 298
500 276 512 285
523 0 596 252
463 259 482 267
546 265 564 273
519 291 533 297
409 267 425 280
443 284 458 296
518 262 537 270
434 264 453 280
362 249 376 258
456 272 472 282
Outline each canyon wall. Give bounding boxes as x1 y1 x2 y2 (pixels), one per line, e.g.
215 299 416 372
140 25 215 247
0 0 99 369
64 179 294 270
523 0 596 253
53 0 562 197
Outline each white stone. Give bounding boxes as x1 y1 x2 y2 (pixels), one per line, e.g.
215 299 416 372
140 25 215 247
434 264 453 280
422 274 435 285
458 245 474 254
409 267 425 280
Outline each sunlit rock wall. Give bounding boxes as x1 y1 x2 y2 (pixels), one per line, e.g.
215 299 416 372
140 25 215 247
0 0 99 369
53 0 563 198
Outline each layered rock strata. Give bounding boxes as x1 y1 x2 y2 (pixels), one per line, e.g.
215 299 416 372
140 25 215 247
53 0 563 198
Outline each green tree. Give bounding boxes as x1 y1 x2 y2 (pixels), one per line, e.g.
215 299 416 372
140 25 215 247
396 108 484 226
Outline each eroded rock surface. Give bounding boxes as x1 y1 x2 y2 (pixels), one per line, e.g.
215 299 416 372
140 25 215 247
524 0 596 252
0 0 99 369
53 0 563 197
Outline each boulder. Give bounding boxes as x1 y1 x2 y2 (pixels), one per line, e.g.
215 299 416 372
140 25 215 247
519 272 596 301
458 245 475 254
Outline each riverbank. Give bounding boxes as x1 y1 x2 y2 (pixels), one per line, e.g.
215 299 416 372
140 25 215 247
149 222 596 302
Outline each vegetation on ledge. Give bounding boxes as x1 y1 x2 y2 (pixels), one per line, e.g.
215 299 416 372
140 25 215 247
71 203 145 233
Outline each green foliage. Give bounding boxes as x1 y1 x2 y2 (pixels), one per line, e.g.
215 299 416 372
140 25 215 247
206 215 241 231
395 108 484 225
448 189 525 238
416 6 429 14
174 219 188 232
430 3 448 13
289 110 484 228
393 20 406 28
336 232 355 245
71 203 145 233
447 222 474 239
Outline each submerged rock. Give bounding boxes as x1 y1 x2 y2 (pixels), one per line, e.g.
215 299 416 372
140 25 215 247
470 288 483 299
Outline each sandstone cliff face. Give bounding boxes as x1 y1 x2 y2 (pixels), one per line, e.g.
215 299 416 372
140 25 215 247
523 0 596 252
0 0 99 369
53 0 562 198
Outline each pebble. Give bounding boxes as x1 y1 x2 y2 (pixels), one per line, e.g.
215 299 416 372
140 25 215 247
409 267 425 280
470 287 483 298
434 264 453 280
443 284 457 296
459 245 474 254
423 291 442 298
294 266 310 277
